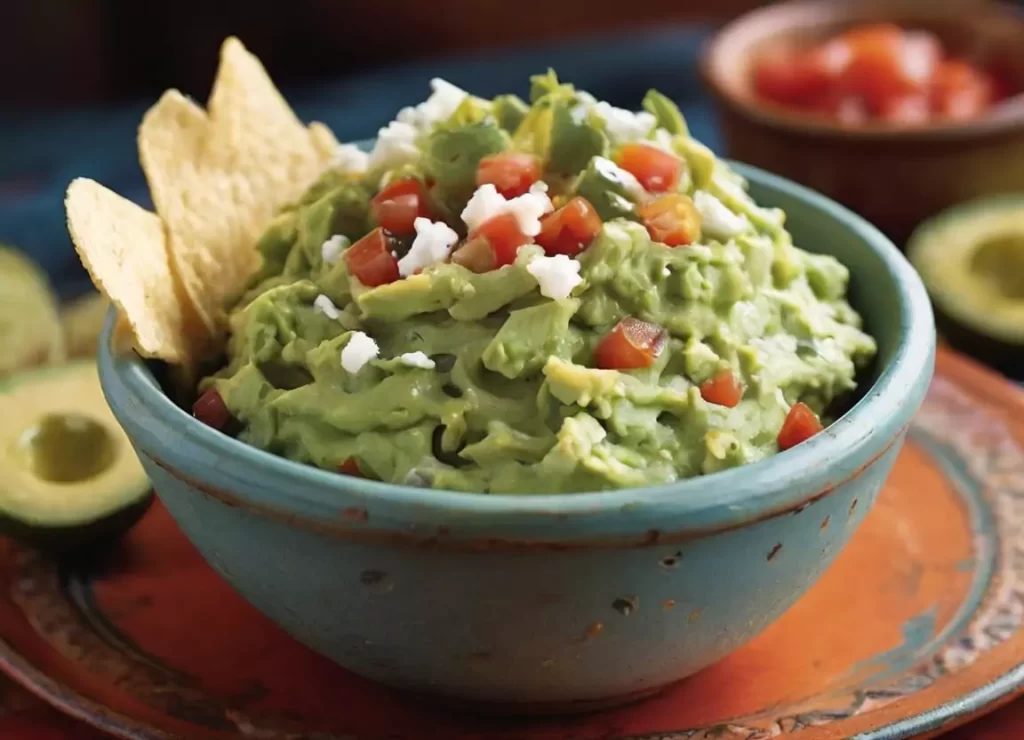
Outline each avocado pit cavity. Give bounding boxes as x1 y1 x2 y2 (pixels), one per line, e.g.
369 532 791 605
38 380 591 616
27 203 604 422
970 233 1024 300
13 413 116 484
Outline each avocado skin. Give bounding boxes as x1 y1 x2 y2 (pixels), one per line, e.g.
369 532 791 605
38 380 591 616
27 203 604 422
907 195 1024 383
0 492 154 554
934 309 1024 381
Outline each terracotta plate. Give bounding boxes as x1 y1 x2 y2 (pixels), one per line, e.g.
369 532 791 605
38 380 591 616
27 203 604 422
1 348 1023 740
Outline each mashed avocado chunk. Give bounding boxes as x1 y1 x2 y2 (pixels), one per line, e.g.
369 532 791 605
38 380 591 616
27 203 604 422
197 72 877 493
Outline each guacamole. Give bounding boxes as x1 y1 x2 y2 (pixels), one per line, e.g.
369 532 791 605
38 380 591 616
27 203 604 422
196 73 877 494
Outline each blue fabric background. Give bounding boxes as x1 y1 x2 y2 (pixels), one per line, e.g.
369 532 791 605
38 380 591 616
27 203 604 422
0 25 716 298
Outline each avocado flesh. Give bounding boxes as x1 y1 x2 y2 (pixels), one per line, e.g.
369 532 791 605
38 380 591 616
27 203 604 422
908 196 1024 380
0 361 152 551
0 246 66 374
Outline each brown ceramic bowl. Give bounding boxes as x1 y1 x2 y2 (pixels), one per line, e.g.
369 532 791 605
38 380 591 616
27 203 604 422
701 0 1024 245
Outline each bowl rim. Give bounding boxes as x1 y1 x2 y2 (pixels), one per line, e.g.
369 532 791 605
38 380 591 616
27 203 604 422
99 161 935 533
700 0 1024 143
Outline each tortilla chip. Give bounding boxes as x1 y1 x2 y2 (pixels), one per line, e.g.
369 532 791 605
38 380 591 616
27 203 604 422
65 178 206 363
138 36 336 335
309 121 341 161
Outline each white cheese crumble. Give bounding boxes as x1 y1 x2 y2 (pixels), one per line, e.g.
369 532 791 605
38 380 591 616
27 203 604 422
320 235 350 266
527 254 582 299
313 294 341 320
340 332 379 374
396 78 469 131
398 217 459 276
593 156 646 200
331 143 369 174
644 128 677 153
529 180 549 195
901 32 939 86
461 184 507 231
592 101 657 144
399 351 436 369
460 183 553 237
367 120 420 172
694 190 749 240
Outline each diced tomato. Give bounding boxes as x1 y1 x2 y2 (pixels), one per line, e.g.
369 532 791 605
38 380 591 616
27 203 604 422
467 212 530 268
451 236 498 273
699 370 744 408
753 49 836 106
193 388 233 431
930 59 994 120
338 457 364 477
476 152 542 199
638 193 701 247
535 197 603 257
344 228 400 287
371 178 431 235
839 25 940 112
615 144 683 194
777 402 824 451
594 317 668 370
806 87 869 125
877 92 931 125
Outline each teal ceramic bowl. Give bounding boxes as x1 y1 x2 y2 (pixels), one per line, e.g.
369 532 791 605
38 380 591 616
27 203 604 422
98 162 935 712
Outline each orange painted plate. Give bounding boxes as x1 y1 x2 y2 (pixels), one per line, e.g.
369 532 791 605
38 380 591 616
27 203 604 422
1 348 1024 740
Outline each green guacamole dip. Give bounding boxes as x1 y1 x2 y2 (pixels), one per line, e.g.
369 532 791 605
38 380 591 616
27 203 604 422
200 72 877 493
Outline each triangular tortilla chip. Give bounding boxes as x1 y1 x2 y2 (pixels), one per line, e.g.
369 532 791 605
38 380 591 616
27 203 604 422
138 36 336 336
65 178 210 363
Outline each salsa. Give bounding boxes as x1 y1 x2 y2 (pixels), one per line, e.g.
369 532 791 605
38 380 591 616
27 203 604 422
753 23 1009 126
193 72 877 493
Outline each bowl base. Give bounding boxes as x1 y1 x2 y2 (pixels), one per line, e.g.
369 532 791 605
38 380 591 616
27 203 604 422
406 681 678 716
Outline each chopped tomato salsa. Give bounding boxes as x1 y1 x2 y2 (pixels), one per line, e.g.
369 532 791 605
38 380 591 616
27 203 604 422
338 457 364 477
451 236 498 273
535 197 603 257
477 152 542 198
594 317 668 370
752 23 1008 126
700 370 744 408
371 178 431 235
777 402 824 451
638 193 701 247
193 388 233 431
344 228 401 287
615 144 683 194
466 212 530 268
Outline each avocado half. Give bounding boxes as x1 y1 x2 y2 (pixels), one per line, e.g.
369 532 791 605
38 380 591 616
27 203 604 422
0 361 153 552
908 196 1024 380
0 246 66 373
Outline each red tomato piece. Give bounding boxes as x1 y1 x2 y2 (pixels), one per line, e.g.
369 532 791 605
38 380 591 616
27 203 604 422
193 387 233 431
877 92 931 125
344 228 400 287
451 236 498 273
476 152 542 199
535 197 603 257
637 193 701 247
467 212 530 267
839 25 940 113
777 402 824 451
930 59 994 121
594 317 668 370
615 144 683 194
371 178 431 235
338 458 364 477
699 370 744 408
807 87 869 125
753 49 835 106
